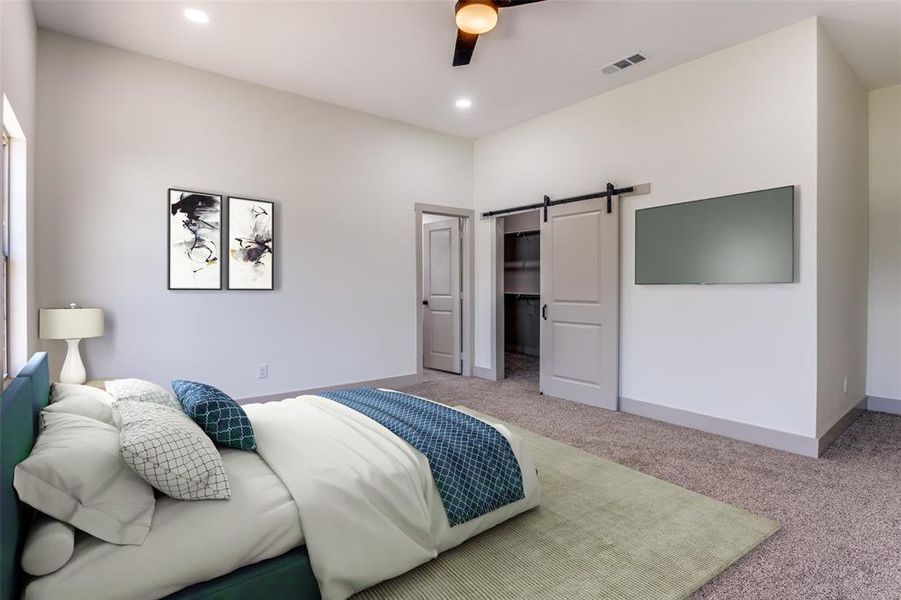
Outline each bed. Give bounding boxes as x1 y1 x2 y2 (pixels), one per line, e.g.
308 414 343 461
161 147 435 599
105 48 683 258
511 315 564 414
1 354 540 600
1 354 319 600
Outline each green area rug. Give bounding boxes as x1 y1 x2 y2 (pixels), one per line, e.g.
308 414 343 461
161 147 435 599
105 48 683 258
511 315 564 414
355 409 779 599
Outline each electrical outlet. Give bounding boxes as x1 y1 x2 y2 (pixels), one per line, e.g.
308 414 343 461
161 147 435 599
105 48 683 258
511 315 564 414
257 364 269 379
842 376 848 394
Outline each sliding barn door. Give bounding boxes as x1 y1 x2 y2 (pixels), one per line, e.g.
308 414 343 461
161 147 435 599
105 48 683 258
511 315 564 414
423 219 462 374
539 198 619 409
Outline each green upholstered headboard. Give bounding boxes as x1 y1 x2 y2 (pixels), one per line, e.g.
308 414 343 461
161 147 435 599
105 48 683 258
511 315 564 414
1 353 50 600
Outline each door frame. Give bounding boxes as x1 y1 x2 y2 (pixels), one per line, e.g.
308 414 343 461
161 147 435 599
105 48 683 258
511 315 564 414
487 210 540 383
415 203 474 378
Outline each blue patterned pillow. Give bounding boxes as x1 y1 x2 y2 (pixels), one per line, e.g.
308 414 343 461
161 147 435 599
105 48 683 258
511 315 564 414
171 380 256 450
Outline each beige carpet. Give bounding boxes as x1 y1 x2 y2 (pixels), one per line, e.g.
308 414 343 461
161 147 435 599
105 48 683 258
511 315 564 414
355 410 779 600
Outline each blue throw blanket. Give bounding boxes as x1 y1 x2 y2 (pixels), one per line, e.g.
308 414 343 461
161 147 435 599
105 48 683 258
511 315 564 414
317 388 525 526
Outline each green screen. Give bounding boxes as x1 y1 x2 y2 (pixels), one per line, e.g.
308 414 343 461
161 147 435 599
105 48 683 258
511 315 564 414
635 186 794 284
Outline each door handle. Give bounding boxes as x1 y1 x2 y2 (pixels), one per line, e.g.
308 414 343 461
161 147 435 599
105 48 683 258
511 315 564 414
422 300 429 306
542 304 548 320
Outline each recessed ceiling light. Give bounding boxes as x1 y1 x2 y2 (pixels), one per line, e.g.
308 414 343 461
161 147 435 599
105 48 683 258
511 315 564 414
455 98 472 110
184 8 210 24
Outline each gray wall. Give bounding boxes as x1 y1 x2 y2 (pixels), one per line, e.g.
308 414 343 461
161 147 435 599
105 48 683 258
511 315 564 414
36 31 473 398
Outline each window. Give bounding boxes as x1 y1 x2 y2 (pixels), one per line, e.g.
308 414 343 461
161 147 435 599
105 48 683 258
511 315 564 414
2 128 9 384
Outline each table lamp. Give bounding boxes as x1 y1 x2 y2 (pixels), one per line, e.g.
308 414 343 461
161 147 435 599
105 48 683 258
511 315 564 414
39 303 105 384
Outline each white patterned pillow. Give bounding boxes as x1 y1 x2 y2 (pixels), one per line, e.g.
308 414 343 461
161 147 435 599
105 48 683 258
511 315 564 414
105 378 181 411
114 401 230 500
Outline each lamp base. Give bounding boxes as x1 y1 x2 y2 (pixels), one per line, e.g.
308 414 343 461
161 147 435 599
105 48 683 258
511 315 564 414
59 338 87 384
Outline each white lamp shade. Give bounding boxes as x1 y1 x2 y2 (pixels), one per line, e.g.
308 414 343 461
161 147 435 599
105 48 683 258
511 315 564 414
39 308 104 340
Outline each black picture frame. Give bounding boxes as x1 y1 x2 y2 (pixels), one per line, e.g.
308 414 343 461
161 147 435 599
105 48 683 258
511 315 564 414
167 188 224 290
226 196 275 291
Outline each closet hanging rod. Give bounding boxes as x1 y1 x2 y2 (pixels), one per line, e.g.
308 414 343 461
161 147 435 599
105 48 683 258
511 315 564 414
481 182 649 219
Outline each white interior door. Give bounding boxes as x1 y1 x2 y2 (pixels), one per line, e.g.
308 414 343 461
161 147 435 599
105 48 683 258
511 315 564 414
539 198 619 409
423 219 462 374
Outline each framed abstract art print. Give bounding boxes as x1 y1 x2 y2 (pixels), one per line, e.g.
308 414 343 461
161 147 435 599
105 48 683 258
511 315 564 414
168 188 222 290
227 197 274 290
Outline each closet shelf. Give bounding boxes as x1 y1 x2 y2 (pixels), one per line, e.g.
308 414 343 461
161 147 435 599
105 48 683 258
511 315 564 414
504 291 539 297
504 259 540 270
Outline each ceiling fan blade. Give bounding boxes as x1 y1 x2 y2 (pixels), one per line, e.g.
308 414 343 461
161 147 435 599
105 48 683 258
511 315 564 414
494 0 545 7
453 29 479 66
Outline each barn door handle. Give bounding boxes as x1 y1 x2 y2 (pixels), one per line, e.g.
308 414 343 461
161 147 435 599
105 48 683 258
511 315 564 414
542 304 548 320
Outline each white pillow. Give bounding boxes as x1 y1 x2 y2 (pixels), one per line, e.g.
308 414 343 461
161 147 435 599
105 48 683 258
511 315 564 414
21 514 75 576
105 378 181 411
13 412 155 545
44 395 114 425
115 401 230 501
50 382 114 405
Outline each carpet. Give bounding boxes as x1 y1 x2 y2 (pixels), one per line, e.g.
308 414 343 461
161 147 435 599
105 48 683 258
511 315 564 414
397 355 901 598
355 410 779 599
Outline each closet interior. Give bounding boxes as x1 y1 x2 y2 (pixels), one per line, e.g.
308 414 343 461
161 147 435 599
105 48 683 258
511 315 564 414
502 210 540 378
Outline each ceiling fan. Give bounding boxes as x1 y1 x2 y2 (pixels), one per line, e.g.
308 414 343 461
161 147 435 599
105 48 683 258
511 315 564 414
453 0 546 67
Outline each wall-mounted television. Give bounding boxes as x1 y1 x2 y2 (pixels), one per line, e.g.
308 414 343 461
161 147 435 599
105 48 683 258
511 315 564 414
635 186 794 285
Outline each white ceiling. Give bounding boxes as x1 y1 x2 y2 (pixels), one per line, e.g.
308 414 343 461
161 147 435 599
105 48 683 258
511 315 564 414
33 0 901 139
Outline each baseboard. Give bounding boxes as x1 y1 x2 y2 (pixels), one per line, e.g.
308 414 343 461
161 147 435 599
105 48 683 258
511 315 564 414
473 366 496 381
817 398 867 455
237 373 423 405
619 397 820 457
868 395 901 416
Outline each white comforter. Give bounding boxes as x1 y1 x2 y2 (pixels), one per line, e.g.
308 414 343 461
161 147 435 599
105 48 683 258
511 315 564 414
247 394 541 600
24 393 540 600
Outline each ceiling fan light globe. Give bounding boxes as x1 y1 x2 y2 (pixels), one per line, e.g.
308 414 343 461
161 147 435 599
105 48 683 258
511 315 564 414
455 1 498 35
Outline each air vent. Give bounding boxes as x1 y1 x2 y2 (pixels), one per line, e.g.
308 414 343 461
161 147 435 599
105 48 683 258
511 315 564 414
601 51 649 75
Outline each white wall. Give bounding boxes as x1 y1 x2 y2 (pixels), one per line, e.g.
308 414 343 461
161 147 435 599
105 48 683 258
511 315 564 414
474 20 821 437
0 0 38 371
866 84 901 405
814 26 870 435
36 31 473 398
